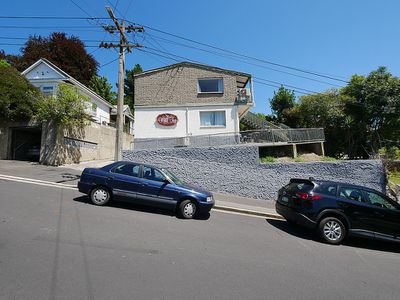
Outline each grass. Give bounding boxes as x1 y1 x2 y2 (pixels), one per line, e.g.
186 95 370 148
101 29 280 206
323 156 337 162
388 171 400 185
260 156 277 163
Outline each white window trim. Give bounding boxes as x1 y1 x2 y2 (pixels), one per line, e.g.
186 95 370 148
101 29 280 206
197 78 224 94
199 110 226 128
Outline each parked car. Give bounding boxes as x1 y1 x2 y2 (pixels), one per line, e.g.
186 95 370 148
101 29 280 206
276 178 400 245
78 161 214 219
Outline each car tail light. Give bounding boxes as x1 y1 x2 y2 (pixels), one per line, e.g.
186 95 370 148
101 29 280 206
295 192 321 201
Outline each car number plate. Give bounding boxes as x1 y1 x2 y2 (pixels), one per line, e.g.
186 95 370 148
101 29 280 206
281 196 289 203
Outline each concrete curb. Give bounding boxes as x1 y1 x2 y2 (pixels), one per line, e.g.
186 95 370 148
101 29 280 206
213 205 284 219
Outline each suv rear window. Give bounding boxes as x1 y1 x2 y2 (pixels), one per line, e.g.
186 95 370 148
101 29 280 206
314 183 337 196
286 182 314 193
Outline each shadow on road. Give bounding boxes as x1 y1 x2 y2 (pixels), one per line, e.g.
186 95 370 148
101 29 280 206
267 219 318 241
266 219 400 253
73 196 211 221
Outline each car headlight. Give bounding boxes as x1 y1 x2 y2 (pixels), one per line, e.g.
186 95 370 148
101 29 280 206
206 196 213 203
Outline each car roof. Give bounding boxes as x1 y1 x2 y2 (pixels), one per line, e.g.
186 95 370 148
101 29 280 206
291 178 381 193
103 161 166 171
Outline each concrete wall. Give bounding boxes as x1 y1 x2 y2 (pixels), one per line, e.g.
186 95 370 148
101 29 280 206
122 145 386 201
41 121 133 165
135 65 238 106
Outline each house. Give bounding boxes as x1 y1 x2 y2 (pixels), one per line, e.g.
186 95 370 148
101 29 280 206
22 58 114 124
0 58 133 165
134 62 254 148
110 105 134 135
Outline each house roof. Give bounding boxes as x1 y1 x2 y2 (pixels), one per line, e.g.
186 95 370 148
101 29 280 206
111 105 134 120
22 58 114 109
134 61 251 88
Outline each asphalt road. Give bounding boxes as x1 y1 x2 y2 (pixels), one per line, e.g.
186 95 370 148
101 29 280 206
1 179 400 300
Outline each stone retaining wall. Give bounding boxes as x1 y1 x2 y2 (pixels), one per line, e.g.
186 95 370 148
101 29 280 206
122 145 386 201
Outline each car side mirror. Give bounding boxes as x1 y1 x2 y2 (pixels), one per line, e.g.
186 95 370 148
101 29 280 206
163 179 170 184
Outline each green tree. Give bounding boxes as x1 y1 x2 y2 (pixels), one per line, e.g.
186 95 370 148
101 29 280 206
269 85 296 123
342 67 400 158
36 83 91 127
0 62 40 122
124 64 143 109
3 33 98 86
89 75 117 105
294 90 350 157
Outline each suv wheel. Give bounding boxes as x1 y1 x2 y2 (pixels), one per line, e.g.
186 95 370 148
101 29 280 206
179 200 197 219
90 186 110 206
318 217 346 245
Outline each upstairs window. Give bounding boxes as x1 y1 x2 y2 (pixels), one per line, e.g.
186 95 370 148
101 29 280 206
200 111 226 127
41 86 54 97
198 78 223 93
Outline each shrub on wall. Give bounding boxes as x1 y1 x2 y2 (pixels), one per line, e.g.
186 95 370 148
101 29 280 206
36 83 91 127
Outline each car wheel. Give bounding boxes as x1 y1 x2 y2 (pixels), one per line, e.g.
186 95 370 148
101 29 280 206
179 200 197 219
318 217 346 245
90 186 110 206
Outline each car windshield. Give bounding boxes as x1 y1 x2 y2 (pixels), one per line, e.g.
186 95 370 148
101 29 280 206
162 169 184 185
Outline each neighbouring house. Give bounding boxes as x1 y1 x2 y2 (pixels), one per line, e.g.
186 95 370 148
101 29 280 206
110 105 134 135
134 62 254 148
0 58 133 165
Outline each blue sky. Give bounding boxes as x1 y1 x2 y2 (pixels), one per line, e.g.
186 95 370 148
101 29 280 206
1 0 400 114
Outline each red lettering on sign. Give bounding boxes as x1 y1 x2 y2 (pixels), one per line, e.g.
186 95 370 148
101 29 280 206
156 113 178 126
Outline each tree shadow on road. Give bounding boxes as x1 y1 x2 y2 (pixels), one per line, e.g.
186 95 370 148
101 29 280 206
266 219 400 253
73 196 211 221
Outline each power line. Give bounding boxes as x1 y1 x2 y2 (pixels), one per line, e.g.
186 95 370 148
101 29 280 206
0 25 101 29
0 43 99 47
253 80 310 95
100 56 119 67
146 33 343 87
135 22 348 83
0 15 109 20
0 36 119 43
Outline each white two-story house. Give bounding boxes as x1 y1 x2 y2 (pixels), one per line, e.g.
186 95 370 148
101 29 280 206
134 62 254 148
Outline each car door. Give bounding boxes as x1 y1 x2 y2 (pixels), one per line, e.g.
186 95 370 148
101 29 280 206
336 186 378 234
363 190 400 239
108 163 142 201
136 166 178 208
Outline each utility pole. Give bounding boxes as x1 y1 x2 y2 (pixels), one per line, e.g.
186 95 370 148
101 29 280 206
101 6 143 161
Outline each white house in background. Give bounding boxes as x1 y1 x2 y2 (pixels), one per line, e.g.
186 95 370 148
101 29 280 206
110 105 135 135
134 62 254 148
22 58 114 124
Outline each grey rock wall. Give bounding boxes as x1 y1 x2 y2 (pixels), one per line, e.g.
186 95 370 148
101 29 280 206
122 145 386 201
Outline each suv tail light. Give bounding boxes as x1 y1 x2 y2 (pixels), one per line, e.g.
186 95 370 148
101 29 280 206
295 192 321 201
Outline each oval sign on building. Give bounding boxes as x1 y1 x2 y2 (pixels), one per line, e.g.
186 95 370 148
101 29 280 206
157 113 178 126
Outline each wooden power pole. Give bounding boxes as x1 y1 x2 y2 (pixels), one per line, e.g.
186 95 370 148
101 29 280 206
101 6 143 161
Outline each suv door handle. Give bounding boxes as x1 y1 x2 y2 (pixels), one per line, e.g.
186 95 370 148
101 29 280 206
141 183 148 187
106 176 113 181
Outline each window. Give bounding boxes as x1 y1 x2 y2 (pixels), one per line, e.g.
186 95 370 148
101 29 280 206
42 86 54 97
112 163 140 177
200 111 226 127
338 187 365 203
366 191 397 210
314 184 337 196
198 78 223 93
143 166 166 182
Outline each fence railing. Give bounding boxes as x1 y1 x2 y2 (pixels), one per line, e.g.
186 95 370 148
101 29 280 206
132 128 325 150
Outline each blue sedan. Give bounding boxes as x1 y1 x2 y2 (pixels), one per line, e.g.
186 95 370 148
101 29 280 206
78 161 214 219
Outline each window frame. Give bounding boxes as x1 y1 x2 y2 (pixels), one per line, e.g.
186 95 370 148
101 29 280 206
338 186 367 203
199 110 226 128
197 78 224 94
142 166 168 183
364 190 400 211
41 86 54 97
111 163 142 178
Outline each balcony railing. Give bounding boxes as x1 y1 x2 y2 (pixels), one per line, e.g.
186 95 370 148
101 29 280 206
235 88 253 105
132 128 325 150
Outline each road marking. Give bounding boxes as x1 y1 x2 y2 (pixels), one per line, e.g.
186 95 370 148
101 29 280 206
0 174 77 191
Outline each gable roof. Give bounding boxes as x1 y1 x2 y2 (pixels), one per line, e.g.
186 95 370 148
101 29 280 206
135 61 251 88
22 58 114 109
111 105 134 120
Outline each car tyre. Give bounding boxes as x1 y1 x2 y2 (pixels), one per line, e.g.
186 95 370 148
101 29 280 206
318 217 346 245
90 186 111 206
179 200 197 219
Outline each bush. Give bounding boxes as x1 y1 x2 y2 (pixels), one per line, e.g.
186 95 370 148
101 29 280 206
379 146 400 160
260 156 277 163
